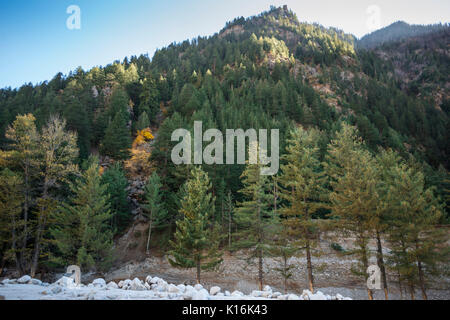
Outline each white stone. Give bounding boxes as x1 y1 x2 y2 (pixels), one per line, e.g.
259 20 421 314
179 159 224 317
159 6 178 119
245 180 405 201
51 286 62 294
118 280 124 288
210 286 221 296
150 277 159 284
92 278 106 288
251 290 263 297
288 294 300 300
17 275 31 284
107 281 118 289
177 284 186 292
231 290 243 297
168 284 180 293
145 275 152 284
55 276 77 288
271 292 281 298
193 288 209 300
263 285 272 292
31 279 42 285
309 291 327 301
130 278 146 291
224 290 231 296
194 283 203 291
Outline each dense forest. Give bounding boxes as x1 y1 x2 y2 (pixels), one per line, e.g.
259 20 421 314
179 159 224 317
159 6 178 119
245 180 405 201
0 6 448 300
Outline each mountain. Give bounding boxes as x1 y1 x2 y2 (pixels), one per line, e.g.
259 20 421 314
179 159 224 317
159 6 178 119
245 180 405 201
358 21 449 49
0 6 448 294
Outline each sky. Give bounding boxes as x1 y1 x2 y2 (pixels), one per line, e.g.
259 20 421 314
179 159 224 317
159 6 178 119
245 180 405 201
1 0 449 89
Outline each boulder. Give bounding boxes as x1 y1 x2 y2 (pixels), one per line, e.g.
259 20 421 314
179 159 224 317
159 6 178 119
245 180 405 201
231 290 243 297
309 291 327 301
271 292 281 298
210 286 221 296
145 275 153 284
288 294 300 300
193 288 209 300
55 276 77 288
168 284 180 293
263 285 272 292
31 279 42 286
107 281 118 289
51 286 62 294
130 278 146 291
251 290 264 297
194 283 203 291
224 290 231 296
92 278 107 288
17 275 31 284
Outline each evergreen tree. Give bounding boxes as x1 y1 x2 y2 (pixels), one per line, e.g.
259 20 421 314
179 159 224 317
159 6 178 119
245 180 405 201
100 111 131 160
325 123 378 300
385 161 446 300
143 172 168 254
1 114 40 275
51 159 113 271
0 169 24 274
101 163 131 234
234 145 275 291
168 167 222 283
136 111 150 131
279 126 326 293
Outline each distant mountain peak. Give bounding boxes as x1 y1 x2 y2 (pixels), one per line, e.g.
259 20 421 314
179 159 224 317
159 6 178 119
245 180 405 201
358 20 449 49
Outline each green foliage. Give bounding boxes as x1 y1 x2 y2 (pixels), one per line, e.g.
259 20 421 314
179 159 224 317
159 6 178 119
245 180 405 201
51 158 113 271
101 163 131 234
168 167 222 282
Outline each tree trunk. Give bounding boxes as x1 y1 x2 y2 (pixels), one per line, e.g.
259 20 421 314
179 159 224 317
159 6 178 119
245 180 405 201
376 231 389 300
19 164 31 275
360 235 373 300
257 198 263 291
146 210 153 254
306 240 314 293
196 259 201 284
283 255 287 294
11 215 25 275
409 282 415 300
30 216 45 278
258 247 263 291
397 268 403 300
228 211 231 249
415 241 428 300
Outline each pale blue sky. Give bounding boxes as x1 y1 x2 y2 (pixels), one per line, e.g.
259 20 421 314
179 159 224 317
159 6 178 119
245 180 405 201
1 0 449 89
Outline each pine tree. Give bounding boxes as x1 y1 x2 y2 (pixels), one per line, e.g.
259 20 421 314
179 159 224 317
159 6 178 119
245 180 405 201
279 126 326 293
325 123 378 300
1 114 40 275
168 167 222 283
143 172 168 254
51 158 113 271
101 163 131 234
136 111 150 131
385 161 446 300
0 169 24 274
100 111 132 160
234 145 275 291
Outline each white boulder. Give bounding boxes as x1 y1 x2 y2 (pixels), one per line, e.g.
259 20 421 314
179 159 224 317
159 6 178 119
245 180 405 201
17 275 32 284
210 286 221 296
92 278 106 288
107 281 118 289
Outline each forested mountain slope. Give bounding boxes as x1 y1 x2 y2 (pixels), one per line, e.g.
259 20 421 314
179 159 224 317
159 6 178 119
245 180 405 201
358 21 448 49
0 6 448 293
